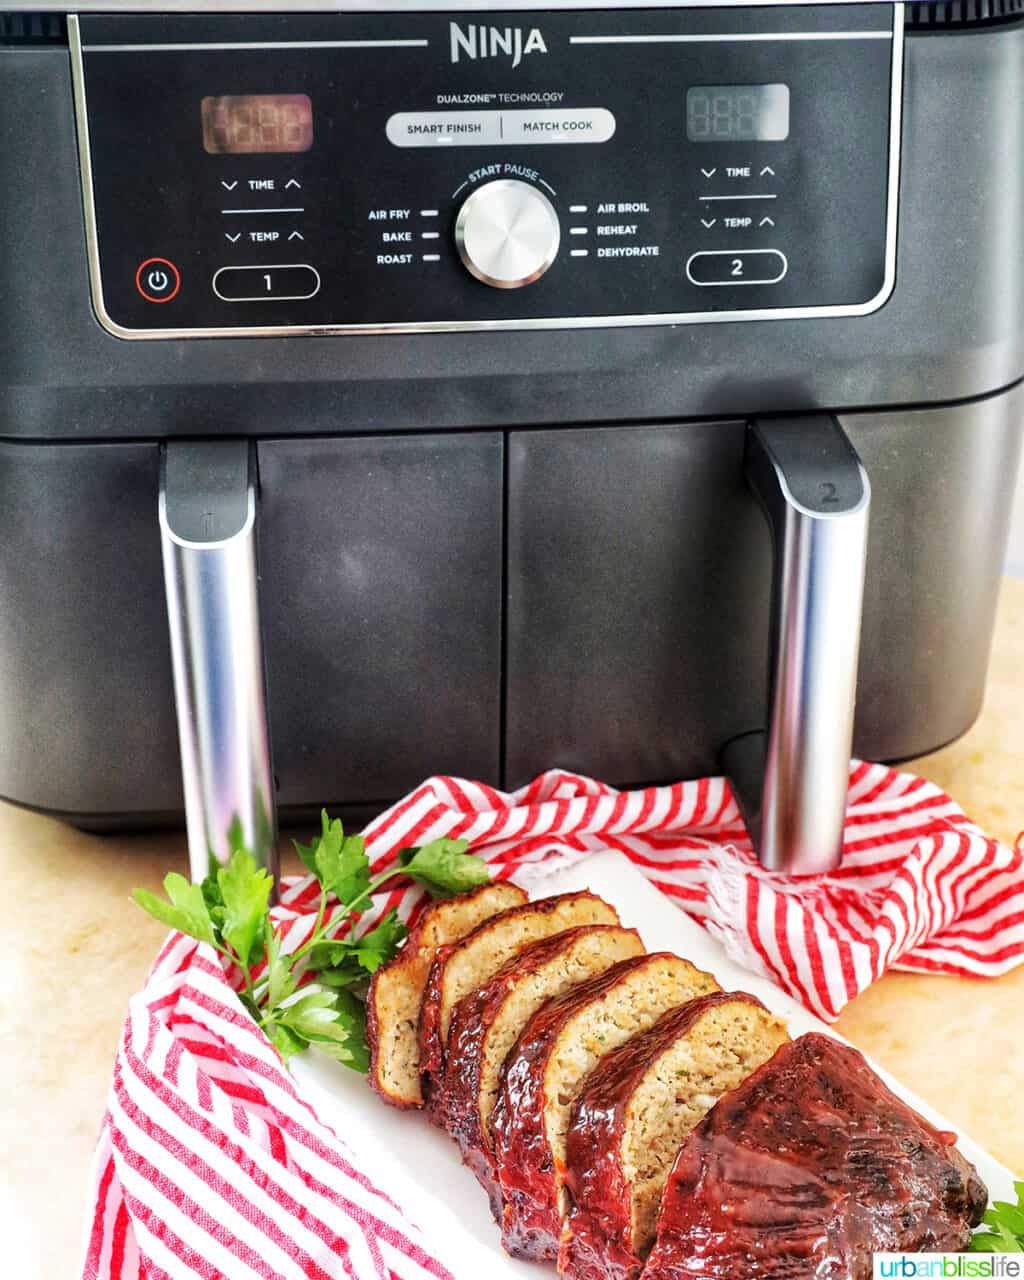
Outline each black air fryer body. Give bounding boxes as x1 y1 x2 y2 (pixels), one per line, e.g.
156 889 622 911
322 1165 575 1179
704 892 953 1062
0 2 1021 842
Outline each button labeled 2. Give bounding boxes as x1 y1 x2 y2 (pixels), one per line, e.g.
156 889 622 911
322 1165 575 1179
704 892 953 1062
686 249 787 287
212 264 320 302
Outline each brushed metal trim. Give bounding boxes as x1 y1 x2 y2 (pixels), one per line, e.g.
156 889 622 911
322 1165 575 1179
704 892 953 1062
69 6 905 339
84 39 431 50
570 31 893 42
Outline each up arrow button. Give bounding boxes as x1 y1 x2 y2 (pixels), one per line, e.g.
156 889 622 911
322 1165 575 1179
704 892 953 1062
760 166 776 178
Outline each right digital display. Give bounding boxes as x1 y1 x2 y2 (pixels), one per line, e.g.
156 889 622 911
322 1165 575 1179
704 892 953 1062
686 85 790 142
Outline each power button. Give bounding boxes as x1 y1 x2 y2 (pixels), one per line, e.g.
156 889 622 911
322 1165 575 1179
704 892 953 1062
135 257 181 303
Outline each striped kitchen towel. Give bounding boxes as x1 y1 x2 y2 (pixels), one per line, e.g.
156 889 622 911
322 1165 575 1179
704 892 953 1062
83 761 1024 1280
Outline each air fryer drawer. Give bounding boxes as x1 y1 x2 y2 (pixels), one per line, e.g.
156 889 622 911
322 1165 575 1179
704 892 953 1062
0 440 179 816
505 391 1024 790
505 420 772 788
0 433 504 820
257 434 504 805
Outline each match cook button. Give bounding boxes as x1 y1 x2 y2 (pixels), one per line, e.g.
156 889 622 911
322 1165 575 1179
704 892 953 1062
686 249 788 287
212 264 321 302
500 108 616 144
135 258 181 303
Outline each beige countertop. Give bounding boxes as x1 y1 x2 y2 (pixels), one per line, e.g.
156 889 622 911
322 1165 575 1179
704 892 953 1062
3 577 1023 1280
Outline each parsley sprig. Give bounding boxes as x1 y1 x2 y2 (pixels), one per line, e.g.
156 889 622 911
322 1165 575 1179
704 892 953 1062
132 812 491 1071
970 1183 1024 1253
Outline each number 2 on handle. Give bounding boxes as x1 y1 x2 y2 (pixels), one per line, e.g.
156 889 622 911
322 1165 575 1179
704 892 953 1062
731 258 744 277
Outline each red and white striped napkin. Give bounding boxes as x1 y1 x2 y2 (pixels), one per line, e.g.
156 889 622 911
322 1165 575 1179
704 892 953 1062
83 762 1024 1280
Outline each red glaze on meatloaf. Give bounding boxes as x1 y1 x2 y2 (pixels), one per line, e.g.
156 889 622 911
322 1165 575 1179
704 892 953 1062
559 991 788 1280
491 952 719 1262
640 1033 988 1280
367 881 527 1109
418 890 620 1112
442 924 645 1216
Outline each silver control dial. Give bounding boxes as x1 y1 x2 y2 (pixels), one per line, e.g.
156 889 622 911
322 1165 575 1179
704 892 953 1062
455 179 560 289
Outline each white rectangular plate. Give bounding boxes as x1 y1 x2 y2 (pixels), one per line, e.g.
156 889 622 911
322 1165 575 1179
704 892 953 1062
293 851 1017 1279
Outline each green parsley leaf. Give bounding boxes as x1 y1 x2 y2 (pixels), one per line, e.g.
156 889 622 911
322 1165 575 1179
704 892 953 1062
292 824 321 877
263 1021 308 1067
275 988 338 1033
217 849 274 969
308 910 408 987
296 810 372 902
312 963 366 989
305 989 370 1073
317 826 371 905
226 815 249 856
313 1032 370 1074
132 872 217 947
263 920 297 1010
397 837 491 899
990 1203 1024 1238
200 874 227 940
273 987 370 1072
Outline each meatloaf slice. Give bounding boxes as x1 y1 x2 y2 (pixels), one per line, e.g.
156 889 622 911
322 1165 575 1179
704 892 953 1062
491 952 720 1262
559 991 790 1280
418 891 620 1108
367 881 527 1108
640 1033 988 1280
443 925 646 1210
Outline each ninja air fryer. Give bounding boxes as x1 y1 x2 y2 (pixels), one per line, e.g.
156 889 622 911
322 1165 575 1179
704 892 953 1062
0 1 1021 882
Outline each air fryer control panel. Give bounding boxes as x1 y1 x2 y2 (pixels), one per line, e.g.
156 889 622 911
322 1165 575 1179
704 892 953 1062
73 5 901 338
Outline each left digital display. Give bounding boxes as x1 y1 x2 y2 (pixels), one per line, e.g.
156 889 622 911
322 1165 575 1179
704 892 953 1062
201 94 314 154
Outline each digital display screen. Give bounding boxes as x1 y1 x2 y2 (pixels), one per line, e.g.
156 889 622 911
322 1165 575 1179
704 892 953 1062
201 94 314 154
686 85 790 142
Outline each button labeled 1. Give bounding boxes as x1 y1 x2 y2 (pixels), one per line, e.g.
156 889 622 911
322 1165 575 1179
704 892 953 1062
686 249 787 287
212 264 320 302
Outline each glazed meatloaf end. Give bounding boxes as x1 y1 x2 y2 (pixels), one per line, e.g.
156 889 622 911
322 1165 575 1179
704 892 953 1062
418 890 620 1108
367 881 527 1108
640 1033 988 1280
490 952 720 1263
559 991 790 1280
442 925 646 1210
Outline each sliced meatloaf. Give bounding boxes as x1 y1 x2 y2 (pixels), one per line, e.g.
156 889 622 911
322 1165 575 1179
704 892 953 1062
443 924 646 1211
418 890 620 1108
640 1033 988 1280
490 952 720 1262
367 881 527 1108
559 991 790 1280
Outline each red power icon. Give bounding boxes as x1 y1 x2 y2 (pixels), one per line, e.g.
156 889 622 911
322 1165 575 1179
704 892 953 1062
135 258 181 303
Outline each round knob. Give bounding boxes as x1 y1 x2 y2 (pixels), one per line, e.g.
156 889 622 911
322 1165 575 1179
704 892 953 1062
455 179 560 289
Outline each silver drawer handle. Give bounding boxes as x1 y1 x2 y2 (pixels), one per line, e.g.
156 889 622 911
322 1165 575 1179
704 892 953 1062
159 440 278 893
723 414 870 876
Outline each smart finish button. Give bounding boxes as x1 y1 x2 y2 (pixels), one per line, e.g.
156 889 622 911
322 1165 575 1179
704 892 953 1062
135 258 180 303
